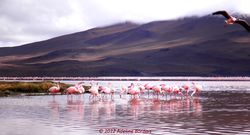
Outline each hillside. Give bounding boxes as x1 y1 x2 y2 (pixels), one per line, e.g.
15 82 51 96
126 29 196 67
0 15 250 76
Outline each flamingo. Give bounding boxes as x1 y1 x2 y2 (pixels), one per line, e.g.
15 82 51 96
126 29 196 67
66 86 78 95
66 82 85 97
151 85 163 98
160 84 172 98
137 83 146 96
48 82 60 95
191 82 202 97
212 10 250 32
119 85 127 98
172 86 183 98
99 83 114 99
144 83 153 97
77 83 85 94
109 83 116 98
89 82 101 100
127 83 134 95
128 83 140 98
182 83 190 96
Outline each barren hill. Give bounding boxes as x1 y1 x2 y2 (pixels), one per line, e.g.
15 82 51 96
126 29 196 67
0 15 250 76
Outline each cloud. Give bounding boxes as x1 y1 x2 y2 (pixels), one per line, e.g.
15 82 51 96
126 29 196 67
0 0 250 47
0 0 90 46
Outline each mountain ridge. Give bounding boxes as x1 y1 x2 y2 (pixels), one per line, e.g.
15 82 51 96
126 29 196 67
0 15 250 77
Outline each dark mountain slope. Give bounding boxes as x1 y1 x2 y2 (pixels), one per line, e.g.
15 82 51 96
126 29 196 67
0 15 250 76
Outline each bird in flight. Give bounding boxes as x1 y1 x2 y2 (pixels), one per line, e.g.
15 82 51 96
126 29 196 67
212 10 250 32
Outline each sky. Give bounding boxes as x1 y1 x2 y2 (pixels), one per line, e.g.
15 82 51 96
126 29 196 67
0 0 250 47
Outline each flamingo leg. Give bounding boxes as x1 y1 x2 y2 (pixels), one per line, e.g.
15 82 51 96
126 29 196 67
191 91 196 97
148 90 150 98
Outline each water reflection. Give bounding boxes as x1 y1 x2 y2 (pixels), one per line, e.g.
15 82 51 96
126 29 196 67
127 97 203 119
66 98 85 120
1 87 250 135
46 95 203 127
48 100 60 120
102 100 116 119
129 98 141 119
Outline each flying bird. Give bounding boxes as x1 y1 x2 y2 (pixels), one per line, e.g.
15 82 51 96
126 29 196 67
212 10 250 32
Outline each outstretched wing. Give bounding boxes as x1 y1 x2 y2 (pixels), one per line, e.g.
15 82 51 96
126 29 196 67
212 10 231 19
235 19 250 32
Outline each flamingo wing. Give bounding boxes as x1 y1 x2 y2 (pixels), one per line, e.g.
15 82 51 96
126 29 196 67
212 10 231 19
79 86 85 93
235 19 250 32
195 85 202 91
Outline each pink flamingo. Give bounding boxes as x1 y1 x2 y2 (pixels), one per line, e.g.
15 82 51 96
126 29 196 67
182 83 190 96
151 85 163 98
191 82 202 97
128 83 140 98
66 86 78 95
120 85 127 98
76 82 85 94
160 84 172 98
212 10 250 32
78 85 85 94
89 82 101 100
109 83 116 98
172 86 183 98
66 82 85 98
137 83 145 96
144 83 153 97
48 82 60 96
99 83 114 99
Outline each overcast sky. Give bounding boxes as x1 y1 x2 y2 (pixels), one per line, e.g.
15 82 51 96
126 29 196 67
0 0 250 47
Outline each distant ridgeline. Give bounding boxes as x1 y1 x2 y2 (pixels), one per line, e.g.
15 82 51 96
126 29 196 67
0 16 250 76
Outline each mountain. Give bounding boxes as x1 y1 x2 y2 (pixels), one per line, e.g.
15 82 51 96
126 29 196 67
0 15 250 77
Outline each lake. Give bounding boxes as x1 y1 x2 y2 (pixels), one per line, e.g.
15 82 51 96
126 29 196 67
0 80 250 135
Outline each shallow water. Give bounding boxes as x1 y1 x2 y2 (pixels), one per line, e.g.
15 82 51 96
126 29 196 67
1 81 250 135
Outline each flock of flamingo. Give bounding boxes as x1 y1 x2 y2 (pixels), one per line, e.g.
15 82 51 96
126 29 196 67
48 81 202 100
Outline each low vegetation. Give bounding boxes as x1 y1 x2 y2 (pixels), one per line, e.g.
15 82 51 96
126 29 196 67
0 81 72 96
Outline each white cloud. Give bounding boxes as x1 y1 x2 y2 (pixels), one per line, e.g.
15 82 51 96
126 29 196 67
0 0 250 47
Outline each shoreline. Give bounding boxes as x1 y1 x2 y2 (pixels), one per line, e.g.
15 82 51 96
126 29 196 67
0 81 92 97
0 81 69 97
1 76 250 82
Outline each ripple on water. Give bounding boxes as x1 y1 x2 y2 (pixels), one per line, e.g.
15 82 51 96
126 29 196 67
1 82 250 135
